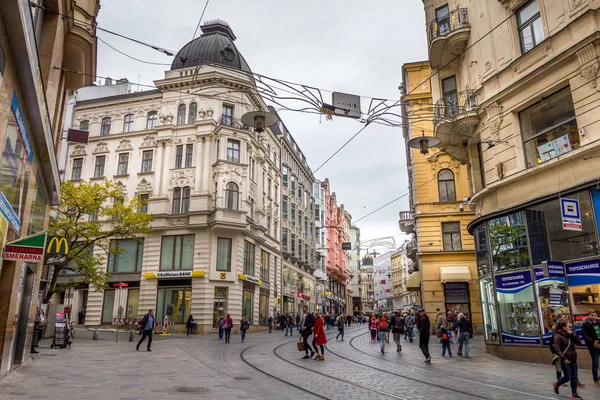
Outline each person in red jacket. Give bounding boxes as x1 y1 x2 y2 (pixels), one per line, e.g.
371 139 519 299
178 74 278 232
312 311 327 361
223 314 233 344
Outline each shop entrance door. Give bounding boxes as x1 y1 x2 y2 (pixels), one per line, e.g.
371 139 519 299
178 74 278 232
213 287 228 328
13 267 35 368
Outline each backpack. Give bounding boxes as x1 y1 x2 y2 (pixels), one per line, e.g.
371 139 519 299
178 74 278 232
379 318 388 330
370 319 377 330
441 332 449 340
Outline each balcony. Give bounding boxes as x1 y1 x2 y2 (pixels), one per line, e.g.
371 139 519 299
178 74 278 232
218 115 252 131
433 90 480 162
406 237 418 262
398 211 415 234
428 8 470 69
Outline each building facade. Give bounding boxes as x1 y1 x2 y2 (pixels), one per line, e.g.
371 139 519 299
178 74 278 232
359 255 375 313
422 0 600 366
269 107 317 315
400 61 481 331
0 0 99 376
374 251 394 311
62 21 281 333
348 225 361 314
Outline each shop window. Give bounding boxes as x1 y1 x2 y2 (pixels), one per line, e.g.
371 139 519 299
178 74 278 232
244 241 255 276
101 117 111 136
517 0 544 54
160 234 194 270
225 182 239 210
495 270 541 344
216 238 232 271
520 87 578 167
156 288 191 324
533 267 570 344
101 290 115 323
213 287 228 327
243 289 254 324
475 225 490 276
72 158 83 180
444 282 470 318
526 191 598 265
27 172 48 236
146 111 158 129
226 139 240 162
188 102 197 124
141 150 153 173
480 278 499 343
261 250 269 282
438 169 456 202
442 222 461 251
123 114 134 133
490 211 530 272
108 239 144 273
126 289 139 318
177 104 186 125
259 294 269 326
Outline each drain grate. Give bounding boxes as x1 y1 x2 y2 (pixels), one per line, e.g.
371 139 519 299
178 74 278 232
233 376 251 381
170 386 209 394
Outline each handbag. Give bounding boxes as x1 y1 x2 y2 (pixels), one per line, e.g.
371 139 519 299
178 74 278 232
551 339 571 372
297 336 305 352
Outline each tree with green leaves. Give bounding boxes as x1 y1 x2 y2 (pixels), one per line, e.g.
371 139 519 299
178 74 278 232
44 180 153 304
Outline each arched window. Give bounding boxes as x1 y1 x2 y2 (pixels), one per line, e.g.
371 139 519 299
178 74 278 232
123 114 134 133
146 111 158 129
79 120 89 131
438 169 456 202
188 102 197 124
177 104 186 125
101 117 111 136
225 182 239 210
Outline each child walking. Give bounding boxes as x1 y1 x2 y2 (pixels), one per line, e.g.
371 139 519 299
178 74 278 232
441 327 453 357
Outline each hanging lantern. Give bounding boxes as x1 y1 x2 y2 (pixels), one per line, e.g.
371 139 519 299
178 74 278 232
241 110 278 133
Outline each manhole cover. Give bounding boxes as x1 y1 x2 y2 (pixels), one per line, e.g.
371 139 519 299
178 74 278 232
233 377 251 381
170 386 209 394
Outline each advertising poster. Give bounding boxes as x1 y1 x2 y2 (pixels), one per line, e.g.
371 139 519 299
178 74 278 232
0 212 9 275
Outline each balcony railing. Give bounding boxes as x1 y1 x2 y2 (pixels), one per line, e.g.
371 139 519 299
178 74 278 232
399 211 413 221
434 90 478 124
219 115 252 131
428 8 469 43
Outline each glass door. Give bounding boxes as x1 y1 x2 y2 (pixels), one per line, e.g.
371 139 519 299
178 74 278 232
436 4 450 36
213 287 228 328
442 76 458 118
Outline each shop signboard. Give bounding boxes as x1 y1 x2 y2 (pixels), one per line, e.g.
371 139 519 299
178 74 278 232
0 192 21 233
560 198 582 231
444 282 470 303
238 273 262 285
10 92 34 164
565 259 600 286
3 232 47 262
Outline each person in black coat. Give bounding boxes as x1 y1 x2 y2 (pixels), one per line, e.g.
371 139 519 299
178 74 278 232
300 305 315 359
581 309 600 387
451 313 472 358
417 309 431 363
186 314 195 336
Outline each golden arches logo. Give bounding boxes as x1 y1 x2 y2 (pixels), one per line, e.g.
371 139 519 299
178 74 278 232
47 237 69 255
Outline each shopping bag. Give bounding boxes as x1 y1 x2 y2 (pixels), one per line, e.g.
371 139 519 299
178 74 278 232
297 337 305 352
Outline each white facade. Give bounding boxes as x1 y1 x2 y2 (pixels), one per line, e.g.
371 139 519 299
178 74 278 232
373 250 393 311
61 22 282 332
348 225 360 312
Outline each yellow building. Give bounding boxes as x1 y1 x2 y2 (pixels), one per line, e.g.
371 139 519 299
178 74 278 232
400 61 481 332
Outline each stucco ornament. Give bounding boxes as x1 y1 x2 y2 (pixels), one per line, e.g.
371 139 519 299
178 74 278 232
170 169 195 189
577 43 599 91
93 141 109 154
167 217 188 227
137 178 152 193
140 135 157 148
581 63 599 90
70 144 87 157
116 138 133 151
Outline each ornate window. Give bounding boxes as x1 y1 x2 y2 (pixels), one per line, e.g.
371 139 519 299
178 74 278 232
123 114 134 133
188 102 197 124
177 104 186 125
172 186 190 214
79 120 89 131
101 117 111 136
146 111 158 129
226 139 240 163
225 182 239 210
141 150 153 173
438 169 456 202
517 0 544 54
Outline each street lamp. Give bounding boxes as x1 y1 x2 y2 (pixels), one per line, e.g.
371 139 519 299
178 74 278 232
241 110 278 133
407 130 440 155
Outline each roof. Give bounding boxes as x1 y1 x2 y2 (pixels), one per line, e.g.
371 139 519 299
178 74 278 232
170 20 252 73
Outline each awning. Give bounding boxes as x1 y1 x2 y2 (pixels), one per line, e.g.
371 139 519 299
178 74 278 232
440 266 472 283
406 272 421 291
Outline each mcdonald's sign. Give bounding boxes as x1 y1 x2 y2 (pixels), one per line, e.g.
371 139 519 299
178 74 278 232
44 236 70 266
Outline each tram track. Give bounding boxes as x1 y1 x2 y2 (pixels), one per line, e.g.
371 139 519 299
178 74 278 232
323 329 556 400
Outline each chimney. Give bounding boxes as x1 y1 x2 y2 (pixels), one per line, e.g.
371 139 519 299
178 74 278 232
105 77 112 86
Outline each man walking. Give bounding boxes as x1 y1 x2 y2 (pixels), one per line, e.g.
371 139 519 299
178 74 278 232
405 312 415 342
417 309 431 363
137 309 155 352
300 305 315 359
391 312 405 352
285 313 294 336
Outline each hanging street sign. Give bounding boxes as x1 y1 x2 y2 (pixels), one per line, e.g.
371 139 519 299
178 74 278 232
44 236 70 266
560 198 582 231
332 92 361 119
319 103 335 116
3 232 47 262
67 129 89 144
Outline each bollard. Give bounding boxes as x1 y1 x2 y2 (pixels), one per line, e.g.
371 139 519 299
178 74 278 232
129 330 135 342
93 329 98 340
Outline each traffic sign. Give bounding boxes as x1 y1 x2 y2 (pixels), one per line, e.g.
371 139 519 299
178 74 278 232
560 198 582 231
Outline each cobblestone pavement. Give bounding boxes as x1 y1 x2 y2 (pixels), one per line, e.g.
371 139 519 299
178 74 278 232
0 325 597 399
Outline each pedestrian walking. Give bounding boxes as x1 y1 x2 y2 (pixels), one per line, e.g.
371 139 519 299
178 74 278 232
240 315 250 343
186 314 195 336
268 314 273 333
452 313 472 358
300 305 316 359
405 313 415 342
582 308 600 387
435 310 445 338
223 314 233 343
417 309 431 363
136 309 155 352
440 327 452 357
296 313 300 329
313 312 327 361
369 313 377 342
285 313 294 336
550 313 570 384
377 313 388 353
217 315 225 340
336 315 345 341
391 311 405 352
553 321 583 398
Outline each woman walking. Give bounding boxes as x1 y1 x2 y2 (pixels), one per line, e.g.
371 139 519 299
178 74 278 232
336 315 345 341
313 312 327 361
452 313 472 358
186 314 195 336
240 315 250 343
223 314 233 344
369 313 378 343
553 321 583 398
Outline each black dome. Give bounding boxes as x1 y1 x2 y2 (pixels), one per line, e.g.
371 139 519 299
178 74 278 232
170 20 252 73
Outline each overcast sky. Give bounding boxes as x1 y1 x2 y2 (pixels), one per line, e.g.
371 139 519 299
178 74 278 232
96 0 428 250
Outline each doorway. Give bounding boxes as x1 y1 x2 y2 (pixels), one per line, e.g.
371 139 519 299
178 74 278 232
12 266 36 368
213 287 228 328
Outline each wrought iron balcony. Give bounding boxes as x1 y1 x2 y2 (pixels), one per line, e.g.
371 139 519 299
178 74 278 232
219 115 252 131
398 211 415 234
428 8 470 69
433 90 480 162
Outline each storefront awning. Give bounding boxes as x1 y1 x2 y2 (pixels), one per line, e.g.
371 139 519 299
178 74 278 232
406 272 421 291
440 266 472 283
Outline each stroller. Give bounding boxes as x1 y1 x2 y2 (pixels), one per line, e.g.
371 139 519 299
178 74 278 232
51 313 72 349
